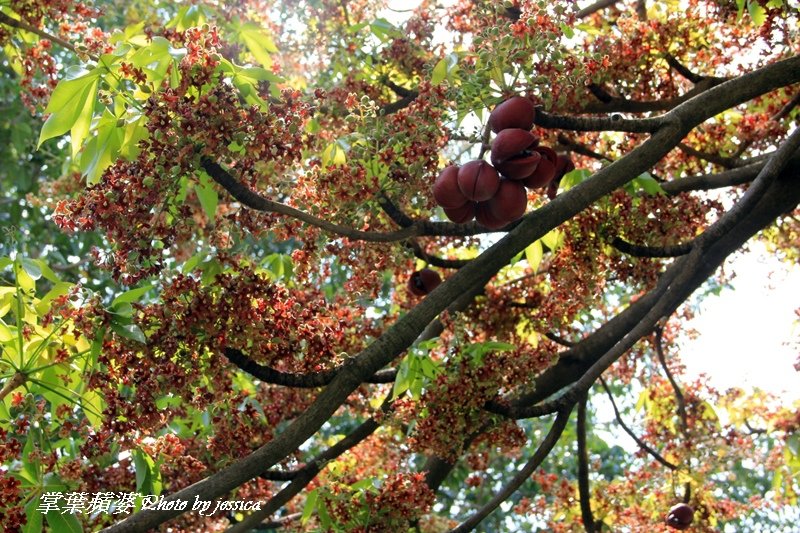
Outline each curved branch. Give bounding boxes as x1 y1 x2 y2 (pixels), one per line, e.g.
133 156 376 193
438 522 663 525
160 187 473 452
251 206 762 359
580 77 728 114
408 240 471 269
0 12 83 57
654 326 687 431
201 158 499 241
611 236 693 258
599 377 678 470
224 348 396 387
447 406 574 533
664 53 707 84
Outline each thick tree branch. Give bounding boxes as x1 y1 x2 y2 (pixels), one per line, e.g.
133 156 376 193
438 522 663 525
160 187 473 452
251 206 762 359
447 406 574 533
496 130 800 420
101 54 800 533
534 108 663 133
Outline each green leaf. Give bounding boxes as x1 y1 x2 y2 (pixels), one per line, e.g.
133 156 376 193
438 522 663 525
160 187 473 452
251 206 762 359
431 58 447 85
525 240 543 272
111 322 147 344
195 173 219 220
633 172 665 195
321 140 347 167
111 284 152 307
239 23 278 69
23 496 44 533
541 229 563 252
81 110 124 185
301 488 318 524
20 258 42 280
38 67 100 148
45 511 84 533
370 18 402 41
748 0 767 25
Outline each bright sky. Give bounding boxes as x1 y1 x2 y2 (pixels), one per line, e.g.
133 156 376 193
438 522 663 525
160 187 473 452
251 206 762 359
680 241 800 401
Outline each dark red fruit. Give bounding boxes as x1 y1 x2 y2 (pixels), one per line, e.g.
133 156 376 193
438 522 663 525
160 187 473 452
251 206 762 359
489 179 527 221
489 96 536 133
522 146 558 189
407 268 442 296
665 503 694 530
443 202 476 223
433 165 469 209
475 201 508 230
546 154 575 199
554 154 575 180
457 160 500 202
490 128 540 180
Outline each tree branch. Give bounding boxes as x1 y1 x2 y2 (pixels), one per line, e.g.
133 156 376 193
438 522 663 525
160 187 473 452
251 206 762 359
224 347 397 388
225 396 392 533
654 325 687 431
664 53 706 84
0 11 84 57
534 108 663 133
577 395 597 533
599 377 678 470
611 236 693 258
201 158 497 242
447 406 574 533
577 0 621 19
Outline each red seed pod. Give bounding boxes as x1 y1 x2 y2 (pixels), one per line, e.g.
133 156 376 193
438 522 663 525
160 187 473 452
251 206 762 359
490 129 539 164
475 201 508 230
554 154 575 180
443 202 476 223
489 96 536 133
457 160 500 202
665 503 694 530
522 146 558 189
491 129 541 180
489 179 527 221
433 165 469 209
407 268 442 296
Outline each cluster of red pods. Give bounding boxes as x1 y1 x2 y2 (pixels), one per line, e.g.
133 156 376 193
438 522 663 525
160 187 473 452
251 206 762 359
433 96 574 229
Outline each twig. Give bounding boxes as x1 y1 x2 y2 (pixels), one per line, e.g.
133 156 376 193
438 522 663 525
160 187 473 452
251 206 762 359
447 406 574 533
654 326 687 431
599 377 678 470
577 395 597 533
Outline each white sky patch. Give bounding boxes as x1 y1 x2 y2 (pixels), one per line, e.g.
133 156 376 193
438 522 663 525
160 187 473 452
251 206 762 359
679 241 800 401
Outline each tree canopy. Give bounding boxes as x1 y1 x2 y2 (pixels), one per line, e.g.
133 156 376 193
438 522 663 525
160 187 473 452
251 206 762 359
1 0 799 531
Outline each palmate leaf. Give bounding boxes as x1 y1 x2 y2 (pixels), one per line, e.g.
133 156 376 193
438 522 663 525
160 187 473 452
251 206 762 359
239 23 278 69
37 66 100 151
